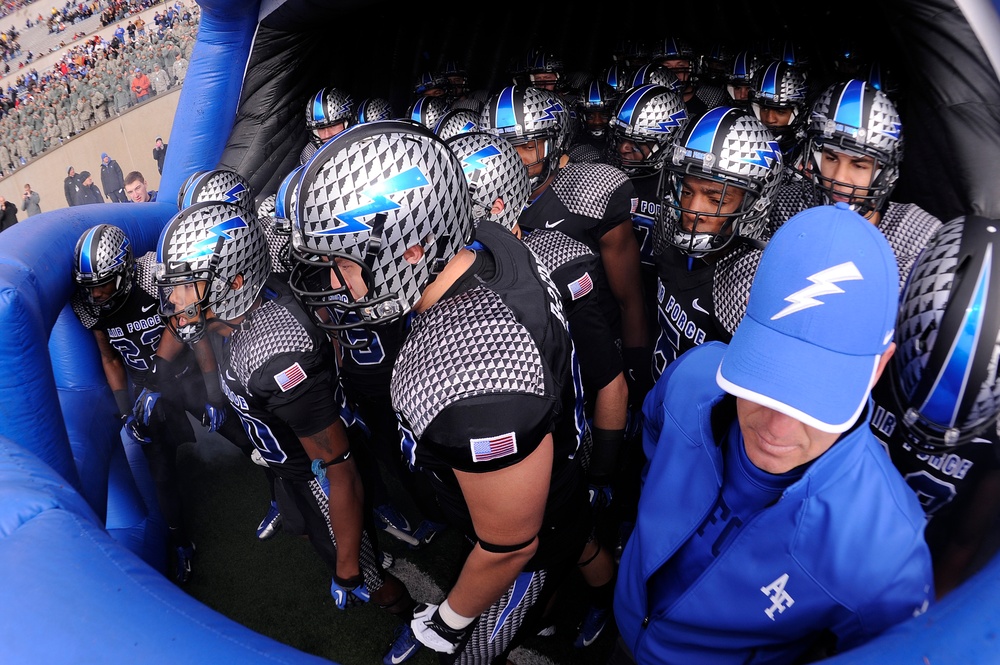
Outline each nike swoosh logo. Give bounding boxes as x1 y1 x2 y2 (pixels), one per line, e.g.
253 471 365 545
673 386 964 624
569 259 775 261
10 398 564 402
390 644 417 664
691 298 709 315
224 370 236 382
332 589 346 607
141 303 156 312
544 218 565 228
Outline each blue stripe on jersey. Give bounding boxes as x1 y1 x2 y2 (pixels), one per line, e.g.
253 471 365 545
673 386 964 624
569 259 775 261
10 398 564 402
685 106 731 154
496 87 517 129
833 79 866 133
312 90 327 124
78 226 99 274
618 85 654 126
920 245 992 426
761 61 780 96
490 571 535 643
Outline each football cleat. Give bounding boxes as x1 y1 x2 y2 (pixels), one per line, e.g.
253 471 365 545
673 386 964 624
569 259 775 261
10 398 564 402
256 500 282 540
409 519 447 550
173 543 195 585
383 624 421 665
574 604 611 648
375 503 420 547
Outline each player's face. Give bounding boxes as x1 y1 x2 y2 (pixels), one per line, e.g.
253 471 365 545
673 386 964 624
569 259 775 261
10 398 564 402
125 179 149 202
729 84 750 101
678 175 746 235
584 109 610 132
329 257 368 301
166 280 209 327
817 147 878 205
661 58 691 82
617 137 652 162
515 139 548 179
736 398 840 473
530 72 558 91
88 281 117 305
758 105 793 129
315 121 348 143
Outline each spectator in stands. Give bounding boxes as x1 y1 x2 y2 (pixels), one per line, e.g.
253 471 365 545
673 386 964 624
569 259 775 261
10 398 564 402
100 152 127 203
172 52 187 85
149 63 170 96
64 166 80 206
152 136 167 175
20 184 40 217
131 67 150 102
124 171 156 202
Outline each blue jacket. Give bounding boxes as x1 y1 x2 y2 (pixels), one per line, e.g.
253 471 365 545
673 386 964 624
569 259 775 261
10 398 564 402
615 342 933 664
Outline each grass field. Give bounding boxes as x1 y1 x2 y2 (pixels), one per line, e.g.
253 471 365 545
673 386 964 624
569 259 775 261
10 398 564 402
175 428 618 665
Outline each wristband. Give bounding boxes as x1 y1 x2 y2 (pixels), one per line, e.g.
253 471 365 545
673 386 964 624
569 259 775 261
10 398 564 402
203 371 225 404
113 389 132 417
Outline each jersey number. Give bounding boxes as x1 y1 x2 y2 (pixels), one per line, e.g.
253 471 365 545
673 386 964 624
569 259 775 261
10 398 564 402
110 328 162 372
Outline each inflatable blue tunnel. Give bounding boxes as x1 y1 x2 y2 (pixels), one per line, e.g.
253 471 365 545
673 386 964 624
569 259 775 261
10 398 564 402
2 0 1000 661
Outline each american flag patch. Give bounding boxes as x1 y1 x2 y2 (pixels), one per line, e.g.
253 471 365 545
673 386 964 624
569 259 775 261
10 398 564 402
568 272 593 301
274 362 307 392
470 432 517 462
630 197 639 214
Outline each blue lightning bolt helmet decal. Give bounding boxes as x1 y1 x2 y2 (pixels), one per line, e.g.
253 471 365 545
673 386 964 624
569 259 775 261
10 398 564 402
460 144 501 174
684 106 731 154
538 99 563 123
743 140 782 168
920 245 992 427
178 215 248 262
317 166 429 236
832 79 866 135
656 109 688 132
222 182 246 204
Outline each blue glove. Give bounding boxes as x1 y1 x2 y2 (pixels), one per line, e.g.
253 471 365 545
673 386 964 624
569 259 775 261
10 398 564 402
134 388 162 427
588 483 614 512
201 400 226 432
121 414 151 444
330 574 370 610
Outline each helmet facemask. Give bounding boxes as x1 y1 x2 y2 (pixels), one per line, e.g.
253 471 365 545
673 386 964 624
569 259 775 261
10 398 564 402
660 170 756 258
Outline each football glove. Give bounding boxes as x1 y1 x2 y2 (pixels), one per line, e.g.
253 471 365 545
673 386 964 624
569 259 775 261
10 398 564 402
134 387 162 427
121 413 151 444
201 400 227 432
331 574 371 610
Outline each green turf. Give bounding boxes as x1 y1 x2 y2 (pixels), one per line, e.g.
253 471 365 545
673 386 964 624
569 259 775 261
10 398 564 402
174 431 618 664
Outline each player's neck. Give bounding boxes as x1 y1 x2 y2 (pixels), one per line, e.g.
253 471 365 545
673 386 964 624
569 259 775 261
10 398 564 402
412 248 476 314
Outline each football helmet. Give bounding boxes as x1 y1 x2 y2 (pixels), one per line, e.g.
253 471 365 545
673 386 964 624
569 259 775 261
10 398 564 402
606 84 689 177
726 50 759 105
479 86 569 189
576 78 617 138
433 107 480 141
648 37 697 81
266 166 304 275
445 131 530 232
660 106 783 257
804 79 903 216
602 62 633 96
524 50 563 89
257 193 276 220
770 39 810 74
612 39 648 70
629 64 683 92
304 87 354 147
441 60 469 98
355 97 393 124
407 96 450 131
702 43 733 83
413 71 448 97
289 121 474 333
749 60 809 147
890 216 1000 451
156 202 271 343
73 224 134 318
177 169 254 215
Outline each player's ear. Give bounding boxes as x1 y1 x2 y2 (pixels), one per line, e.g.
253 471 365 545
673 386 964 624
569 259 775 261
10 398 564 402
490 197 505 215
403 244 425 265
230 274 245 291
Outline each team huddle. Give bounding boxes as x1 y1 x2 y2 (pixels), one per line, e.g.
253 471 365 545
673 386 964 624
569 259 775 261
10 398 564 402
70 37 1000 665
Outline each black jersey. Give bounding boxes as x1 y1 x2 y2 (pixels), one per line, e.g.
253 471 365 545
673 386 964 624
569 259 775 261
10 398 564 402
338 317 408 401
518 161 636 335
72 251 193 387
630 172 660 270
214 279 340 482
870 378 1000 556
652 248 732 381
391 220 587 568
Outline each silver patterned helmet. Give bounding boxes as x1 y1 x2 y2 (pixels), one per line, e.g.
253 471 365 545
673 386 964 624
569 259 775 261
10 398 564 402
177 168 254 215
890 217 1000 451
726 50 759 105
479 85 569 189
576 78 617 138
602 62 632 96
749 60 809 147
606 84 689 177
433 108 480 141
289 120 474 333
407 95 450 131
355 97 393 124
155 202 271 342
648 36 697 81
804 79 903 216
660 106 783 257
628 64 682 93
304 86 354 147
257 193 276 220
445 131 529 232
73 224 134 318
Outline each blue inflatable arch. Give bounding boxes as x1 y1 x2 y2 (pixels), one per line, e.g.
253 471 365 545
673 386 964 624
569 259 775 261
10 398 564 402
1 0 999 662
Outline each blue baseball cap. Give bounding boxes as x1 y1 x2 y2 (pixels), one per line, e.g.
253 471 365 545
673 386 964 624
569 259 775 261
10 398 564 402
717 203 899 432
